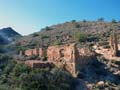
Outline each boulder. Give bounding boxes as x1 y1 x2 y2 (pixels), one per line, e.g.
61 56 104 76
97 81 104 87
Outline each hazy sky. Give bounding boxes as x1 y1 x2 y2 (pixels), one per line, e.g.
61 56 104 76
0 0 120 35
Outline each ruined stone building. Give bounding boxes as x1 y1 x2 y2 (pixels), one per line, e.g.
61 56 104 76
20 43 95 77
93 31 119 60
47 43 95 77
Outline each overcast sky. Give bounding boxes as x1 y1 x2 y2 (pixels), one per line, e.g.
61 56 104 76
0 0 120 35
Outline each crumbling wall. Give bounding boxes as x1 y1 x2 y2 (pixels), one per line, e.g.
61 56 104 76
76 48 95 70
25 49 34 56
109 32 118 56
47 43 94 77
24 48 43 57
47 43 76 76
25 60 52 68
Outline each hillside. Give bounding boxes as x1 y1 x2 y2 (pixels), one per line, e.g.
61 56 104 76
1 20 120 90
0 27 22 53
0 27 22 44
16 20 120 50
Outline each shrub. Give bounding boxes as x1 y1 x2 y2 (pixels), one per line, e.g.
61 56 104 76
75 24 80 28
41 35 50 39
103 45 110 49
0 61 75 90
97 17 104 22
45 26 52 31
98 41 109 46
12 63 30 77
32 33 39 37
83 19 86 22
41 56 47 61
71 20 76 23
28 55 39 60
53 41 61 45
87 35 99 42
75 32 87 42
111 19 117 23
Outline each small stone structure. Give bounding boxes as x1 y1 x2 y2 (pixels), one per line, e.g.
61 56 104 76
93 31 119 60
20 43 95 77
109 31 118 56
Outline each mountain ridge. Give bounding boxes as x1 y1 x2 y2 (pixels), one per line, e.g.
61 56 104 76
0 27 22 44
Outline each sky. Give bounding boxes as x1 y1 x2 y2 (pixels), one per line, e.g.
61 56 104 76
0 0 120 35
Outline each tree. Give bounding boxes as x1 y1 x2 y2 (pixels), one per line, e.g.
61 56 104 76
71 20 76 23
32 33 39 37
111 19 117 23
19 68 74 90
12 63 30 77
98 17 104 22
0 60 75 90
45 26 52 31
4 60 16 74
83 19 86 23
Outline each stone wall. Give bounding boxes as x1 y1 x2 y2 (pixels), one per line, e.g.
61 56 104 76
47 43 76 76
22 43 94 77
24 48 43 57
109 31 118 56
25 60 52 68
92 31 119 60
47 43 94 77
76 48 95 69
25 49 33 56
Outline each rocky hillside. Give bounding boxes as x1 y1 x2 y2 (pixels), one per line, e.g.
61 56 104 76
1 20 120 90
16 20 120 50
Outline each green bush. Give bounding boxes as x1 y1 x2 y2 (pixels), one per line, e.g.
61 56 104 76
71 20 76 23
75 24 80 28
111 19 117 23
45 26 52 31
32 33 39 37
97 17 104 22
41 35 50 39
98 41 109 46
75 32 87 42
0 60 75 90
53 41 61 45
12 63 30 77
41 56 47 61
103 45 110 49
87 35 99 42
83 19 86 22
26 55 39 60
